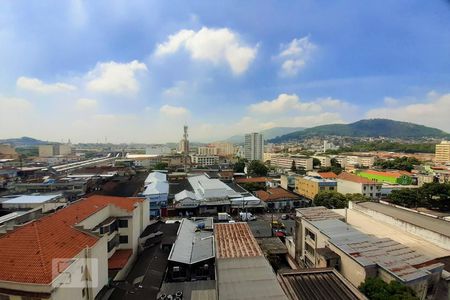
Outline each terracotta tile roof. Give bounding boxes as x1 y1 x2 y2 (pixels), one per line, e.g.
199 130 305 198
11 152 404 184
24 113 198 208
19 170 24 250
235 177 270 183
255 187 300 202
215 222 263 259
337 172 378 184
317 172 337 179
0 195 143 284
108 249 133 270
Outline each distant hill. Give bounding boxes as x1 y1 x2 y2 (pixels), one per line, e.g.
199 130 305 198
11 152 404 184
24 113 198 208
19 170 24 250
269 119 449 143
225 127 305 144
0 137 50 147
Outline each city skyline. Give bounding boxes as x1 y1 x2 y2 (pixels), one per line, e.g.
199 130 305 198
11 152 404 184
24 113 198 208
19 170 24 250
1 1 450 143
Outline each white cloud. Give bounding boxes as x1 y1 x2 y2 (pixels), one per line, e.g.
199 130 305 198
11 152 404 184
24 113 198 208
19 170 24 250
16 77 76 93
155 27 257 75
383 97 398 106
0 96 32 111
163 81 188 98
366 92 450 131
86 60 148 94
278 36 316 76
249 93 321 114
159 104 189 117
75 98 98 111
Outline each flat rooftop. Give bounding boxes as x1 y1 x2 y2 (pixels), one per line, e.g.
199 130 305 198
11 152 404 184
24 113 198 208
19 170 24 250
278 268 367 300
310 218 444 283
159 280 217 300
356 201 450 237
0 194 62 204
296 206 344 221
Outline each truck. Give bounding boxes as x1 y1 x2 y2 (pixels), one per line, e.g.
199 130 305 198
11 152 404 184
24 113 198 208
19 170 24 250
218 212 232 222
239 212 256 221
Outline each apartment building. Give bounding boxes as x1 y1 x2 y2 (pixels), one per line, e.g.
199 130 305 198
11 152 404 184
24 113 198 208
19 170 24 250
0 195 149 299
210 142 235 156
38 144 72 157
145 144 172 155
244 133 264 161
333 155 375 168
336 172 382 199
295 176 337 200
435 140 450 164
271 156 313 171
190 154 219 166
295 207 444 300
197 146 218 156
312 155 331 167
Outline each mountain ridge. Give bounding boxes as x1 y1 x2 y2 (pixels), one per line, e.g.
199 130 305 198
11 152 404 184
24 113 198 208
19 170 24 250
269 119 449 143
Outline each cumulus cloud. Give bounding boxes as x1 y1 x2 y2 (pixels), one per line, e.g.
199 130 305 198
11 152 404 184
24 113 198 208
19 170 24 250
16 77 76 93
75 98 98 111
163 81 188 98
159 104 189 117
86 60 148 94
249 93 321 114
155 27 257 75
0 96 32 111
366 92 450 131
278 36 316 76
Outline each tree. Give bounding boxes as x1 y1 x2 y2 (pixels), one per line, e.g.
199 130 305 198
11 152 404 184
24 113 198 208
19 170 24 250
345 193 370 202
233 158 247 173
388 189 421 208
359 277 418 300
247 160 269 177
313 158 321 168
420 182 450 211
291 160 297 172
153 162 168 170
373 156 421 172
314 191 348 209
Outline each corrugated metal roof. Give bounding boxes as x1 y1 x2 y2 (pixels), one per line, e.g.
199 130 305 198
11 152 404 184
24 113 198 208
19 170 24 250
296 206 344 221
0 194 62 204
215 223 263 258
217 256 287 300
278 268 367 300
168 218 215 265
142 180 169 195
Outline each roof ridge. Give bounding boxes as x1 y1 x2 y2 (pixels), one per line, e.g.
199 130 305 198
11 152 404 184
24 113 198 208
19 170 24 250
32 222 49 279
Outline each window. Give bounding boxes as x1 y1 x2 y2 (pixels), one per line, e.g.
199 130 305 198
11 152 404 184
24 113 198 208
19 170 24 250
119 235 129 244
118 219 128 228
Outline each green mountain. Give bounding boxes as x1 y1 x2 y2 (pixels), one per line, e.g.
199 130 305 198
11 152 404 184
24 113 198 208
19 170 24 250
226 127 305 144
269 119 449 143
0 136 50 147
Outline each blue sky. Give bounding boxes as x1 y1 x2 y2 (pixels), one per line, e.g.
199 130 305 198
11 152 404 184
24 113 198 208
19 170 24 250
0 0 449 143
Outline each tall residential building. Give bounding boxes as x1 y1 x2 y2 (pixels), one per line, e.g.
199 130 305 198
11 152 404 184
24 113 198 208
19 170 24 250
38 144 72 157
198 146 219 155
146 144 172 155
435 141 450 164
244 133 263 161
210 142 235 156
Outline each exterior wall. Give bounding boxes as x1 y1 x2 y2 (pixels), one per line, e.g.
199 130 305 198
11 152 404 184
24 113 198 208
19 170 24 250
272 157 313 171
211 142 235 156
39 145 54 157
190 155 219 166
435 141 450 164
313 156 331 167
296 177 319 200
244 133 264 161
198 147 218 155
337 180 381 199
351 203 450 250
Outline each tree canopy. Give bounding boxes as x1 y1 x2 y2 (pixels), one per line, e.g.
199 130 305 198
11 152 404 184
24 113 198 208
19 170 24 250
313 158 321 168
359 277 418 300
233 158 247 173
314 191 348 209
387 183 450 211
373 156 421 172
247 160 269 177
153 162 168 170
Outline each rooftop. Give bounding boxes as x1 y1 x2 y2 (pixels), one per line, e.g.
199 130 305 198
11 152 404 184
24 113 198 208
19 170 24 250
144 171 167 184
142 180 169 195
255 187 301 202
0 195 143 284
337 172 379 184
310 218 444 283
159 280 217 300
215 222 263 258
362 170 412 178
235 177 271 183
278 268 367 300
108 249 133 270
0 194 63 204
300 176 337 184
296 206 344 221
168 218 215 265
317 171 338 179
355 201 450 238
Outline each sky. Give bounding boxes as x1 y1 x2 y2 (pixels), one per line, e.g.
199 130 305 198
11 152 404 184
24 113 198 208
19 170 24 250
0 0 449 143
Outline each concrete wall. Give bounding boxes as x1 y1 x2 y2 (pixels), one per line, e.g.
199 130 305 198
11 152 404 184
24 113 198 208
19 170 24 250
351 203 450 250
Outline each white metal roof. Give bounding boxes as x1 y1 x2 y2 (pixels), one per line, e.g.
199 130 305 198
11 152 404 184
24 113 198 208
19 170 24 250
1 194 62 204
144 171 167 184
143 180 169 195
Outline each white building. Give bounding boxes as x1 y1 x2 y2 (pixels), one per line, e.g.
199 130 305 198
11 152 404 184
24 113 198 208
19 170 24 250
190 154 219 166
197 146 219 155
312 155 331 167
0 195 149 299
145 144 172 155
336 172 382 199
244 133 264 161
211 142 235 156
271 156 313 171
